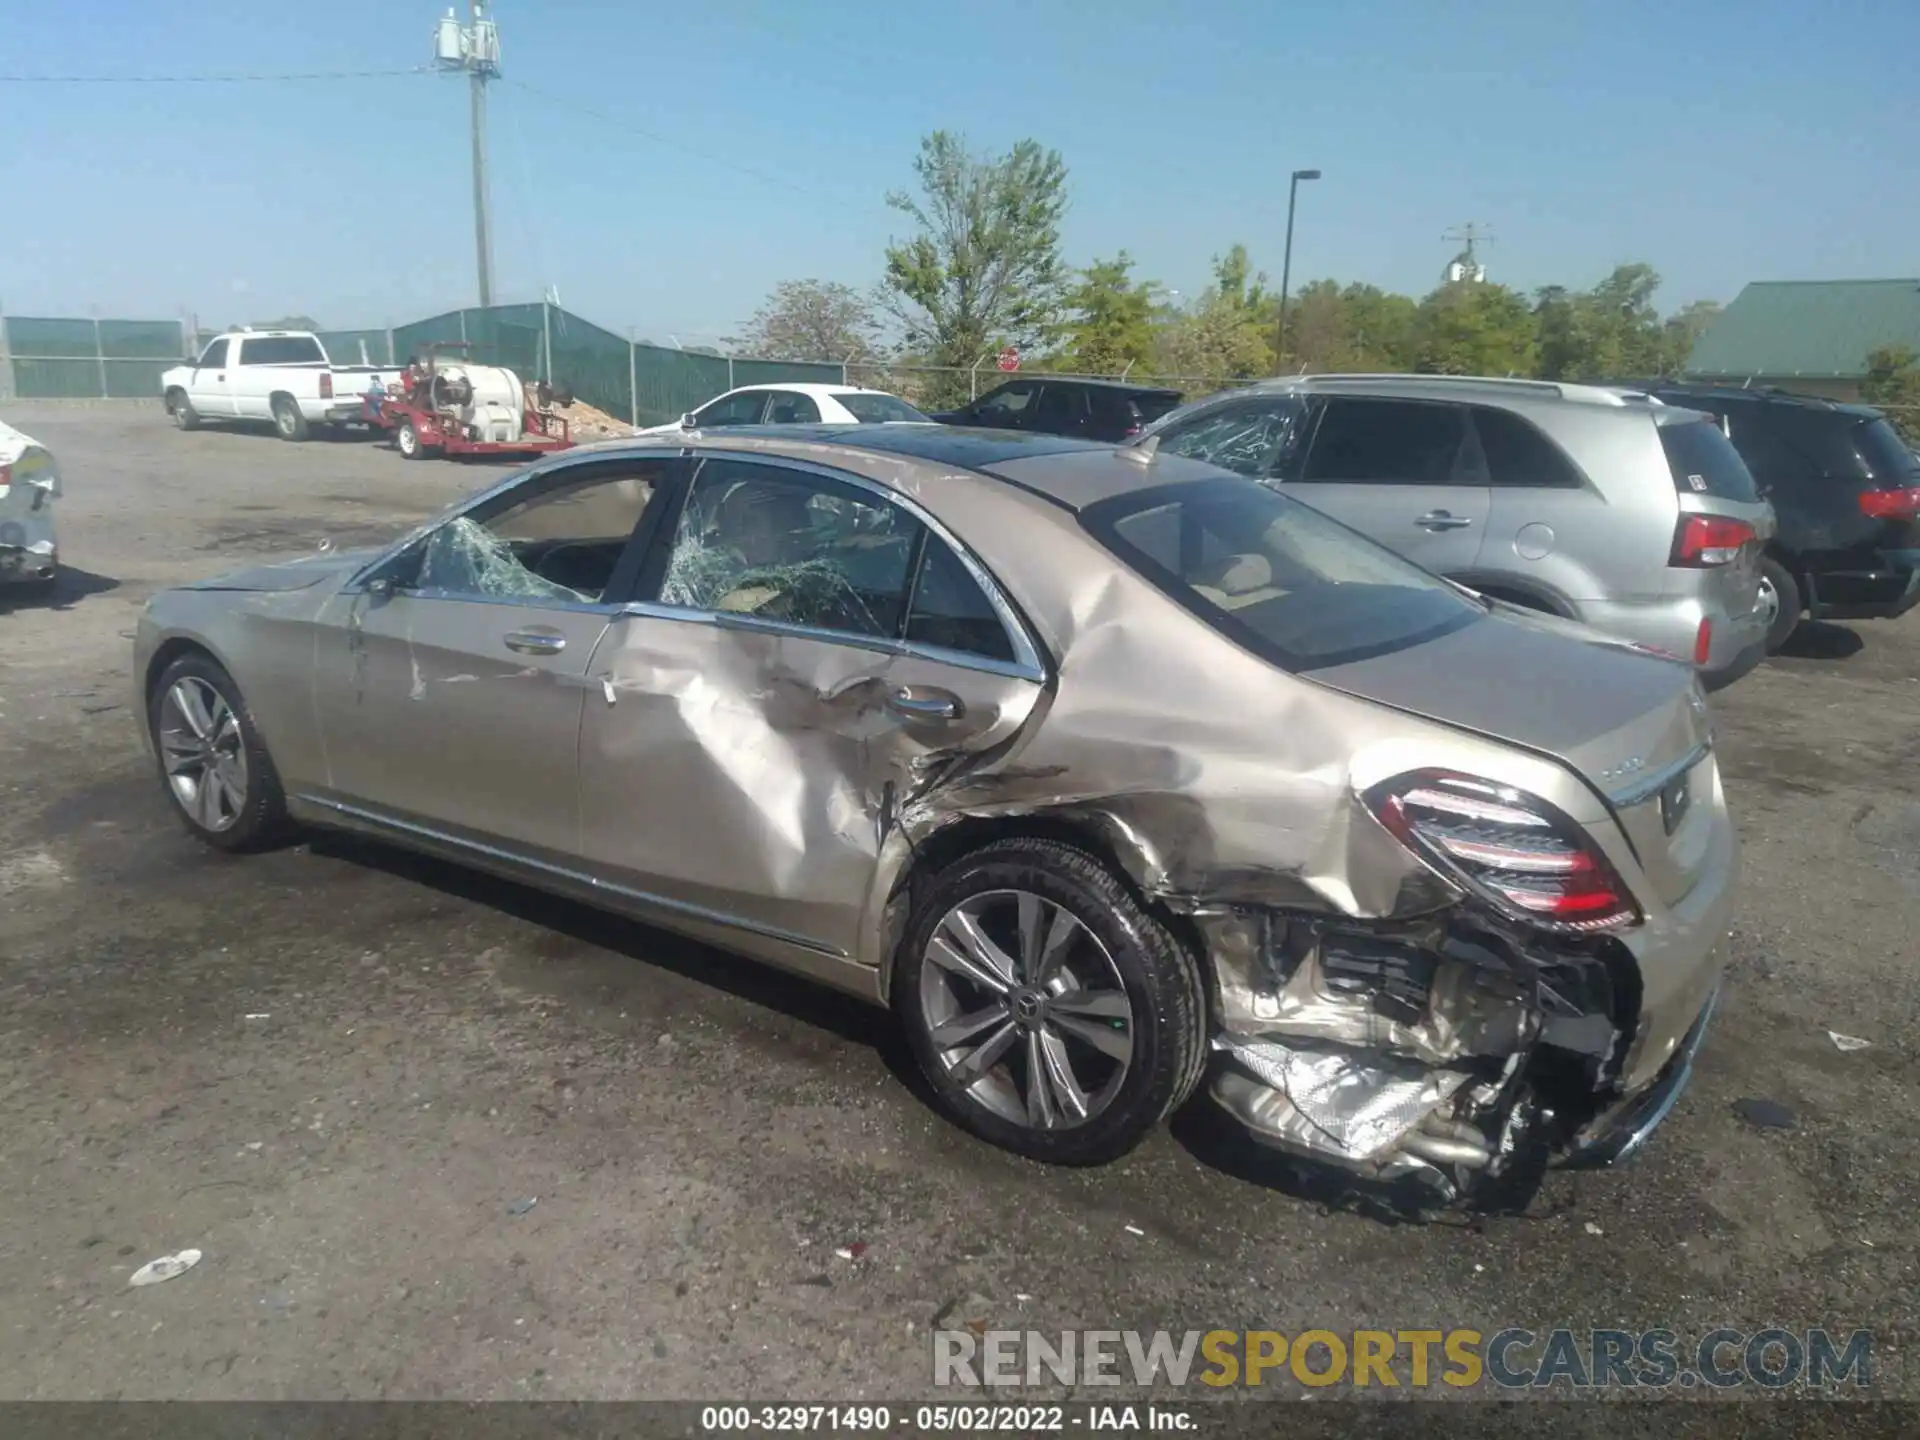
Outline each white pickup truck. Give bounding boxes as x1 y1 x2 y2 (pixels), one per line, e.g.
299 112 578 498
161 330 402 441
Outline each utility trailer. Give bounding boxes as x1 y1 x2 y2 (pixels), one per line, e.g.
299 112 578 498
364 342 575 460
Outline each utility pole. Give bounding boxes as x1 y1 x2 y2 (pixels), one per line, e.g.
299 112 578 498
435 5 501 307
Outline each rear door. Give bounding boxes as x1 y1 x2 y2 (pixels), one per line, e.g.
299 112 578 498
576 454 1045 962
187 337 234 416
1029 383 1090 438
1283 395 1490 574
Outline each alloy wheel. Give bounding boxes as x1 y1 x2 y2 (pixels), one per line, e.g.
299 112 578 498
1754 574 1780 627
917 889 1134 1131
158 677 250 833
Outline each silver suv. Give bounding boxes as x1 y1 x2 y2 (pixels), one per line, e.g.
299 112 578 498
1140 375 1776 688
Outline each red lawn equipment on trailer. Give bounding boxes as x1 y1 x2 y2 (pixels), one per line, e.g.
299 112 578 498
364 341 575 460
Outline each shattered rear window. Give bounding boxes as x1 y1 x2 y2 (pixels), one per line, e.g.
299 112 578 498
1082 477 1481 671
658 461 922 639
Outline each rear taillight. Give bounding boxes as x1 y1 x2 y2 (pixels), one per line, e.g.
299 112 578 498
1671 514 1755 567
1365 771 1640 933
1858 485 1920 520
0 462 11 496
319 373 334 400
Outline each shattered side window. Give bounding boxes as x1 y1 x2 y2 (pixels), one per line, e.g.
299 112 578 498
412 466 661 604
1156 399 1303 478
657 460 924 640
418 517 590 603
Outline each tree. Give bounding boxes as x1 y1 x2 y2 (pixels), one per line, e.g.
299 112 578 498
1281 280 1419 372
1659 300 1722 377
1411 280 1537 376
253 314 322 331
731 279 881 362
1056 253 1157 374
1861 345 1920 443
1144 245 1275 384
881 131 1070 398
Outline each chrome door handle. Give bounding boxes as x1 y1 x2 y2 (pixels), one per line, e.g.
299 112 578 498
886 685 963 721
1416 510 1473 531
503 629 566 655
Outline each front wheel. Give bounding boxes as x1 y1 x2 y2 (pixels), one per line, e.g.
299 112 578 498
150 654 292 852
169 390 200 430
893 838 1207 1166
1755 555 1802 654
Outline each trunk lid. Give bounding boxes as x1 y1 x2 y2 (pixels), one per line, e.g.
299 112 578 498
1312 607 1715 907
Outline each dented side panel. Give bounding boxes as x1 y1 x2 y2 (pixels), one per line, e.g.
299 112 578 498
577 608 1043 970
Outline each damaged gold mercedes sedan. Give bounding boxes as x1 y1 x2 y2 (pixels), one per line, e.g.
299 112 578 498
132 426 1732 1205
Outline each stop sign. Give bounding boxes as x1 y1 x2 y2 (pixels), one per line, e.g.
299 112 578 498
996 346 1021 372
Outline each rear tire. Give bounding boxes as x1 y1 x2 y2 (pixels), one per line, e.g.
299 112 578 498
149 653 292 853
893 838 1207 1167
1756 555 1802 654
272 397 310 442
169 390 200 431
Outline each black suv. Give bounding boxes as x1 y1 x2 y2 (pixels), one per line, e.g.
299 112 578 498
1642 385 1920 651
931 377 1183 442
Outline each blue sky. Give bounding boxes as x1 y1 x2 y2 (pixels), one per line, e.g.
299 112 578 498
3 0 1915 346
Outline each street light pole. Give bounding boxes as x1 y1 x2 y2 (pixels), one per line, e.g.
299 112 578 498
1275 167 1320 370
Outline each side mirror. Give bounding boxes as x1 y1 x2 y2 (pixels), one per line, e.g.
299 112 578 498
366 576 397 598
679 412 696 429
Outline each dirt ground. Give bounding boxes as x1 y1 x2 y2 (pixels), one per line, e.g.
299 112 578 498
1 401 1915 1410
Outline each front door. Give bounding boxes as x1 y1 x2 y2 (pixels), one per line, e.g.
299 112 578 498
577 455 1046 962
965 380 1042 431
1282 395 1491 575
188 337 235 416
310 456 677 860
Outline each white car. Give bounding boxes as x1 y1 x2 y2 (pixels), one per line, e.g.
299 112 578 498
637 383 928 435
0 419 61 593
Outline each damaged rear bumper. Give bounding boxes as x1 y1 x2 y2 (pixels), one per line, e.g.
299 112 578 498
1561 982 1718 1169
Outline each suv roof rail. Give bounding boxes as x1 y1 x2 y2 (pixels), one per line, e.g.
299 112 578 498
1287 373 1635 407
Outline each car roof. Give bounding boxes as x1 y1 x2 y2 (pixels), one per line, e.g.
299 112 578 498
726 382 896 398
987 376 1182 397
1646 382 1883 419
1241 372 1653 410
602 423 1217 512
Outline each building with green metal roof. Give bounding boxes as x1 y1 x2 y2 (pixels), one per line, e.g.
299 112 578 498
1685 279 1920 401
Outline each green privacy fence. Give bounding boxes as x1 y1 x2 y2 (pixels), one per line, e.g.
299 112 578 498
392 303 844 425
1 315 190 398
3 303 845 418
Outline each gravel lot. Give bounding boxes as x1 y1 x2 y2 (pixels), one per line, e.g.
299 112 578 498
1 402 1915 1411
